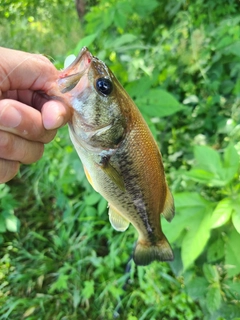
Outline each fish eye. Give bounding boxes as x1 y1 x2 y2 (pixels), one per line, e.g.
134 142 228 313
96 78 113 96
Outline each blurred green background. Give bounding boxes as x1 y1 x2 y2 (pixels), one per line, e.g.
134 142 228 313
0 0 240 319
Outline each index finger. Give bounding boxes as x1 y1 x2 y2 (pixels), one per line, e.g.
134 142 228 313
0 47 58 93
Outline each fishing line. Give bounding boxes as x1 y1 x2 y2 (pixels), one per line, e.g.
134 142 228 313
0 55 34 87
113 254 133 318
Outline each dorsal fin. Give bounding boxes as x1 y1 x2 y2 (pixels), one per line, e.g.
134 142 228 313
162 186 175 222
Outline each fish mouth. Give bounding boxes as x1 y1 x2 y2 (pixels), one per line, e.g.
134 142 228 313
58 47 93 94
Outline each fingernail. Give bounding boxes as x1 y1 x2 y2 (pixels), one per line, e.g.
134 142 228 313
0 104 22 128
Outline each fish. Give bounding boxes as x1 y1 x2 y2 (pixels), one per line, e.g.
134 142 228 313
55 47 175 266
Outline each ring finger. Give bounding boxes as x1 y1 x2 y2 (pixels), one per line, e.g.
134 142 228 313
0 130 44 164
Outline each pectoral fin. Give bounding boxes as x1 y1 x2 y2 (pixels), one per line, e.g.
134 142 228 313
101 162 125 191
108 204 130 232
84 166 97 191
162 186 175 222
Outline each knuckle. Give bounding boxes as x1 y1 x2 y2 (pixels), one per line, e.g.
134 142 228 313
0 159 19 183
20 142 44 164
0 131 13 155
42 130 57 143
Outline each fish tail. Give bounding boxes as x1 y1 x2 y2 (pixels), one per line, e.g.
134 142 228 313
133 236 174 266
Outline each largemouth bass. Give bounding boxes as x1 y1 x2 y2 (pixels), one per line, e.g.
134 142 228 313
56 47 175 266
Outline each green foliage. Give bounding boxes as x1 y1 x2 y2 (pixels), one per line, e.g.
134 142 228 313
1 0 240 319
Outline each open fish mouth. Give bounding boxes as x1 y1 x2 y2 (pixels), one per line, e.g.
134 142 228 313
58 47 93 94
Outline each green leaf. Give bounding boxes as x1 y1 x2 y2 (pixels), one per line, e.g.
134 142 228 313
49 274 69 293
206 285 222 314
181 211 212 270
126 76 153 98
82 280 94 300
225 229 240 277
74 33 98 55
211 198 233 229
223 279 240 300
194 145 222 173
174 192 212 213
232 210 240 234
163 192 213 245
186 277 208 300
110 34 138 49
225 41 240 57
187 144 239 186
161 211 188 243
73 287 81 309
85 192 101 206
138 89 184 118
0 214 6 233
222 143 239 182
207 238 225 262
5 214 20 232
203 264 219 283
185 169 215 184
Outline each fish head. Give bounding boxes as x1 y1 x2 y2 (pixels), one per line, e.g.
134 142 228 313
58 47 129 149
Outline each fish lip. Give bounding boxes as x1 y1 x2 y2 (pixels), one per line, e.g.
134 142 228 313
58 47 93 93
64 47 93 74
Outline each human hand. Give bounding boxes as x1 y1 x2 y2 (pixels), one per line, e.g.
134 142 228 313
0 47 71 183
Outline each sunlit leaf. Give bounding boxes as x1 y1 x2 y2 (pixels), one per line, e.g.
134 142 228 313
74 33 98 55
225 229 240 277
232 211 240 234
82 280 94 299
211 198 233 229
5 214 20 232
194 145 222 177
138 89 184 118
182 211 212 270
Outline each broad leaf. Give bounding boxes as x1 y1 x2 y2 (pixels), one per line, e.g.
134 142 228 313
207 238 225 262
203 264 219 283
223 143 239 183
5 213 20 232
206 286 222 314
181 211 212 270
138 88 184 118
232 211 240 234
74 33 98 55
225 229 240 277
0 214 6 233
194 145 222 176
163 192 213 247
211 198 233 229
82 280 95 299
186 276 208 300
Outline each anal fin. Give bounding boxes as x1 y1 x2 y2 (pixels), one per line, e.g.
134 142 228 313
108 204 130 232
162 186 175 222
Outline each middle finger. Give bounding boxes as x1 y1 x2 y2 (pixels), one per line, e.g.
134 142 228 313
0 99 57 143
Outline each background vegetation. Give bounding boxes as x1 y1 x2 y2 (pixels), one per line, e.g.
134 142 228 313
0 0 240 319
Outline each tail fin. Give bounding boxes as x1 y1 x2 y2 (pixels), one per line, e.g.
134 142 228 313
133 236 174 266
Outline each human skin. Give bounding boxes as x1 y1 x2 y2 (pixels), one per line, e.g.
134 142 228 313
0 47 71 183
